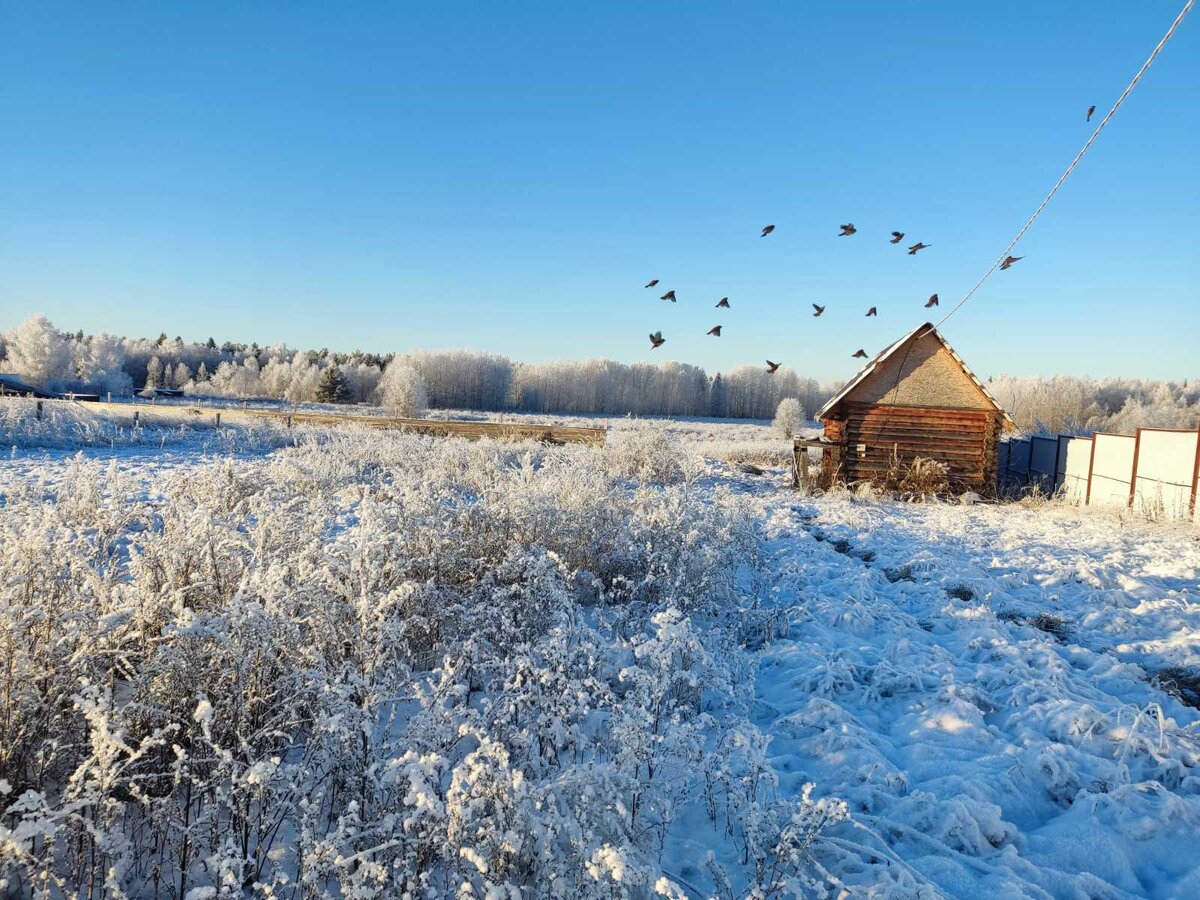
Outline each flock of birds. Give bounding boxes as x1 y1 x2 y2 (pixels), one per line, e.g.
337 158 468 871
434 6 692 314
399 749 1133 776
644 222 1025 372
638 101 1109 372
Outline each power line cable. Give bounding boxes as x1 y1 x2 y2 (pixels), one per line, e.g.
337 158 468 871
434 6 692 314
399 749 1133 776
930 0 1194 332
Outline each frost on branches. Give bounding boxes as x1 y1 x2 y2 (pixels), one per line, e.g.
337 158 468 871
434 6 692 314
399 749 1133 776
0 430 848 898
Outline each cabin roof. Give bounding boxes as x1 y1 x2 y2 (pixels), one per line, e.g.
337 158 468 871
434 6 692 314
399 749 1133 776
816 322 1014 427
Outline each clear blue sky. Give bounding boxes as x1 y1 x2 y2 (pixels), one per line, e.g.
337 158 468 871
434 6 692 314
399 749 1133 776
1 1 1196 381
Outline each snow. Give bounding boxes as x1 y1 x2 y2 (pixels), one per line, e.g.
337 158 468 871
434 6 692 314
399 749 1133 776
739 483 1200 897
1 422 1197 898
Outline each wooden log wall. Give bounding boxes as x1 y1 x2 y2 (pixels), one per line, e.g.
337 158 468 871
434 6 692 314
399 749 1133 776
824 401 1000 489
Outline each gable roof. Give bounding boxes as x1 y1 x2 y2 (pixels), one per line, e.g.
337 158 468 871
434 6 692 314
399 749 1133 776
816 322 1014 427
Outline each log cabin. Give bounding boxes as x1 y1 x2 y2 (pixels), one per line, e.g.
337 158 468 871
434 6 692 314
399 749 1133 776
810 322 1014 492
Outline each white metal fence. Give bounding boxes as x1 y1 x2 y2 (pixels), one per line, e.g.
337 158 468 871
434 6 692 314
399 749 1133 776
1000 427 1200 521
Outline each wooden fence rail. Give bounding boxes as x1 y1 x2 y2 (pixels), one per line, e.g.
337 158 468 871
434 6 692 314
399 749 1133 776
4 396 608 446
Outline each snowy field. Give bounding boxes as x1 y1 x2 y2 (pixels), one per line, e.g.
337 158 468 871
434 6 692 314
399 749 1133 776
1 414 1199 898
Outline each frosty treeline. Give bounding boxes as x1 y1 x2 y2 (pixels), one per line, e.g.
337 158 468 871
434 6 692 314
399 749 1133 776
0 430 850 897
988 374 1200 435
0 314 828 420
3 314 1196 429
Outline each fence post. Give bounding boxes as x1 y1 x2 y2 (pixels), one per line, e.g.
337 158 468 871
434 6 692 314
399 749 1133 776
1128 429 1143 509
287 415 292 428
1084 435 1098 506
133 410 140 427
1190 426 1200 520
37 400 43 420
107 392 112 403
215 412 221 428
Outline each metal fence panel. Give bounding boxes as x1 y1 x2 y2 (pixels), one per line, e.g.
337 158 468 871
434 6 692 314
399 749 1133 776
1057 435 1092 505
1088 433 1136 508
1029 436 1058 490
1132 429 1199 520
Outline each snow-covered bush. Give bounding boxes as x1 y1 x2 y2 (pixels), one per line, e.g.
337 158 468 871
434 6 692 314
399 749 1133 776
602 427 700 484
0 428 844 897
772 397 803 438
377 362 428 417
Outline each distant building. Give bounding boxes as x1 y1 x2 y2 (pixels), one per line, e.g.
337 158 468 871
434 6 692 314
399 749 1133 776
0 373 60 399
0 374 100 402
812 323 1014 491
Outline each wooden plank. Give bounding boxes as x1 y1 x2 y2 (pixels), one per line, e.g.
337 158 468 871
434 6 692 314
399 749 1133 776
849 436 987 449
844 400 992 416
845 429 986 445
848 420 990 435
849 417 990 433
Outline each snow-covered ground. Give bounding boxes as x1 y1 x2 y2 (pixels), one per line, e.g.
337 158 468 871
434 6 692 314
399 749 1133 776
1 418 1197 898
740 480 1200 897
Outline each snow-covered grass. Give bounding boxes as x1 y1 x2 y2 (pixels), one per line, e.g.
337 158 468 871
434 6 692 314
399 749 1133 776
3 397 806 466
0 397 306 453
1 426 1198 898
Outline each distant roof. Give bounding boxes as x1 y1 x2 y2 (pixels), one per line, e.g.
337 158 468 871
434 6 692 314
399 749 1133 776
0 373 55 397
816 322 1014 426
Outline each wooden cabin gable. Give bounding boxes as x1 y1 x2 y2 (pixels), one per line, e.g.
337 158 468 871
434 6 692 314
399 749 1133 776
836 331 993 412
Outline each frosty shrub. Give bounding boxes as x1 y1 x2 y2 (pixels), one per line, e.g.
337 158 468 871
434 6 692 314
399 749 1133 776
377 361 428 417
772 398 803 439
898 456 950 498
0 429 846 897
871 450 950 499
602 426 701 485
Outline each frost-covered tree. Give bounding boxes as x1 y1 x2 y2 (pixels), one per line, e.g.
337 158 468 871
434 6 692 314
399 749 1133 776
315 364 352 403
341 360 384 403
80 331 133 395
709 374 729 418
378 362 428 416
773 397 803 438
171 361 191 388
144 355 163 391
1 314 74 388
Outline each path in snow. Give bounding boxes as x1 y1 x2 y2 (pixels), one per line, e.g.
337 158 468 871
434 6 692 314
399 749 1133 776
747 482 1200 898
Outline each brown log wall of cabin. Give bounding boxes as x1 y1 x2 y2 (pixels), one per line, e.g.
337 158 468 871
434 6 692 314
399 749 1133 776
822 401 1001 490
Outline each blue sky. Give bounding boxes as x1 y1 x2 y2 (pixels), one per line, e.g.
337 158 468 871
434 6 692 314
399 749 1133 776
1 1 1196 380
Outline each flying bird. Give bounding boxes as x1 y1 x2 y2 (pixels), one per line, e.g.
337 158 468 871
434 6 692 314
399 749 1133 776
715 297 730 308
890 232 904 244
707 326 722 337
1000 255 1023 270
925 294 939 308
839 223 857 236
645 279 659 288
1087 104 1096 121
649 331 665 349
852 349 869 359
907 242 930 255
865 306 877 317
660 290 676 302
761 224 775 237
812 304 825 317
765 360 781 374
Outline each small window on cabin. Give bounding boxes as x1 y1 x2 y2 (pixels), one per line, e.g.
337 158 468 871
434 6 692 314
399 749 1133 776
856 443 867 457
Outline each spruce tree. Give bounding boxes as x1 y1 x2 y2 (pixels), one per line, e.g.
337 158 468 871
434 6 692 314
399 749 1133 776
315 364 352 404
